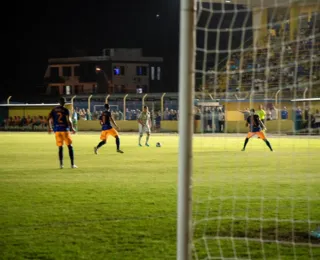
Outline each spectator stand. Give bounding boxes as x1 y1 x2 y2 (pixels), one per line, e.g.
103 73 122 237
163 93 179 121
106 94 125 121
0 102 72 131
221 18 320 96
2 91 319 135
123 93 147 121
143 93 165 130
196 100 224 133
290 97 320 134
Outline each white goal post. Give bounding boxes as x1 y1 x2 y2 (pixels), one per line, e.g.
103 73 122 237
178 0 320 259
177 0 196 260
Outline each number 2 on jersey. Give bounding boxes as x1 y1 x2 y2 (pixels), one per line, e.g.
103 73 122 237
57 112 64 123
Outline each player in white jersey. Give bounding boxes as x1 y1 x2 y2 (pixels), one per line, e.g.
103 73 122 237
138 105 152 147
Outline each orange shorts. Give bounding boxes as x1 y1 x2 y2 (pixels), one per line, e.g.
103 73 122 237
55 131 72 146
100 128 119 141
247 131 266 140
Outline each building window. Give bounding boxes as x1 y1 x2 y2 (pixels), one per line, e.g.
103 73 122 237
151 66 155 80
74 85 84 94
136 66 147 76
63 67 72 77
157 67 161 80
50 67 59 77
113 66 125 75
74 66 80 76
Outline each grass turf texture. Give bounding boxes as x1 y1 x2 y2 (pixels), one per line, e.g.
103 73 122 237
0 132 319 260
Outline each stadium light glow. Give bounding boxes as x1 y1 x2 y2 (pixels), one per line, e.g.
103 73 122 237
95 67 101 71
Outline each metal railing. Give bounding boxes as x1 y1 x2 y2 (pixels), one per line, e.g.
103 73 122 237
5 88 316 112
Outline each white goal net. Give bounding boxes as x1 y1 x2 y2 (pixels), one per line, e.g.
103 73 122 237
191 0 320 259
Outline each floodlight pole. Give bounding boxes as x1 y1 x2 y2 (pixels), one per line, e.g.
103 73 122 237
88 95 93 113
123 94 128 120
275 89 281 107
105 94 110 104
303 87 308 120
161 93 166 119
177 0 196 259
71 95 77 108
142 94 148 109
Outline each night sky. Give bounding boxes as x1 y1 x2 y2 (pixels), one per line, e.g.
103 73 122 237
1 0 179 100
1 1 250 101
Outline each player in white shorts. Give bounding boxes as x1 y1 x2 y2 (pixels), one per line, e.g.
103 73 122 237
138 105 151 147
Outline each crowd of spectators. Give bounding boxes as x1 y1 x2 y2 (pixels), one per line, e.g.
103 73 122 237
225 40 320 92
238 103 320 132
195 107 226 133
293 106 320 132
72 107 179 122
239 104 282 121
73 105 179 119
69 106 179 132
2 116 48 130
1 104 319 133
206 15 320 93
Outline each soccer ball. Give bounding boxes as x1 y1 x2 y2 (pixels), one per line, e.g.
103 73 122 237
156 142 162 147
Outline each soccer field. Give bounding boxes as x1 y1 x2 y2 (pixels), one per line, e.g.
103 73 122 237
0 132 319 260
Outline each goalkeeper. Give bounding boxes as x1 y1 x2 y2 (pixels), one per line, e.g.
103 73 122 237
242 109 273 152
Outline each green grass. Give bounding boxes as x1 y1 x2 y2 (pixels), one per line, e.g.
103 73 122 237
0 132 319 260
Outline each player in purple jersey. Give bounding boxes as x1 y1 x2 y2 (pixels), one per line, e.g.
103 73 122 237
94 104 124 154
48 97 77 168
